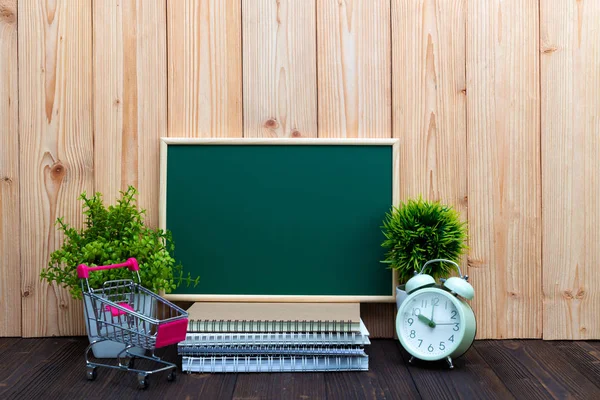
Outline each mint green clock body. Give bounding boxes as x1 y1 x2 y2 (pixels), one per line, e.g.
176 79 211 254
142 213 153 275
396 287 476 364
395 259 476 368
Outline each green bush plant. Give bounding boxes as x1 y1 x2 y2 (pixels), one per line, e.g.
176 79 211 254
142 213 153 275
40 186 199 299
381 197 468 285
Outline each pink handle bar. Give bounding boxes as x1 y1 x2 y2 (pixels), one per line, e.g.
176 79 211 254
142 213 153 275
77 258 139 279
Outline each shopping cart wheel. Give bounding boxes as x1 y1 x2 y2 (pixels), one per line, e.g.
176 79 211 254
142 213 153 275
86 366 97 381
137 373 148 390
167 370 176 382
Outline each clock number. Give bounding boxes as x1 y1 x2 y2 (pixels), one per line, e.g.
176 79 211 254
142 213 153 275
407 318 414 326
453 323 460 331
439 342 445 350
428 344 434 352
413 308 421 316
418 339 423 347
450 310 457 320
432 298 440 306
448 335 455 342
421 299 428 308
410 330 416 339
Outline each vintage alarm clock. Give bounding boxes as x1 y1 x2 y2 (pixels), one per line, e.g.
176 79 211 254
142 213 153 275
396 259 476 369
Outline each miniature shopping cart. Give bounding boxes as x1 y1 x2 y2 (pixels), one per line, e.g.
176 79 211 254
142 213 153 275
78 258 188 389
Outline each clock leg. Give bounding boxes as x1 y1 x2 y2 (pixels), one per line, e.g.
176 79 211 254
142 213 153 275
409 356 415 364
446 356 454 369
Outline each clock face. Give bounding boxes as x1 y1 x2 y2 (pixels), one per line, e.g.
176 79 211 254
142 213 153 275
397 289 464 360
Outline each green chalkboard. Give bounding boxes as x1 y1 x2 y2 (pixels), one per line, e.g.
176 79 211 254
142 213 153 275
159 138 398 302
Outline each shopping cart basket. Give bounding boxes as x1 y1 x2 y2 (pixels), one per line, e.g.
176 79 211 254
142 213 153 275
78 258 188 389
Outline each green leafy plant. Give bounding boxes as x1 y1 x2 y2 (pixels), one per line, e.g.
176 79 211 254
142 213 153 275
40 186 199 299
381 197 468 285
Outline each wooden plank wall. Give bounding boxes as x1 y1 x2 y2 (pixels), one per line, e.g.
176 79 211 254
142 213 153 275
1 0 599 339
0 0 20 337
167 0 242 138
242 0 317 138
18 0 94 337
93 0 167 226
541 0 600 340
466 0 542 339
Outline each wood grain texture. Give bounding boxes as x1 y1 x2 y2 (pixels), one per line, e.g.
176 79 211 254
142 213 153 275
168 0 242 138
0 339 80 399
476 340 600 399
553 341 600 386
0 339 68 384
94 0 166 227
401 342 515 400
18 0 94 337
360 303 395 339
2 338 599 397
0 337 20 358
466 0 541 338
325 369 388 400
317 0 391 138
242 0 317 138
234 373 326 400
346 340 421 399
541 0 600 340
392 0 467 205
0 0 20 337
580 341 600 362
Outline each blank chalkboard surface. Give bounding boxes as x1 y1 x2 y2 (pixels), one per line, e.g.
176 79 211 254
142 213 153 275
159 138 399 302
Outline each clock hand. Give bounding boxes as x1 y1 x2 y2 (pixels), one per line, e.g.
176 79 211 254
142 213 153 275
417 313 436 328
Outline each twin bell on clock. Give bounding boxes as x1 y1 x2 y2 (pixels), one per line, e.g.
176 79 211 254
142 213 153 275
396 259 476 369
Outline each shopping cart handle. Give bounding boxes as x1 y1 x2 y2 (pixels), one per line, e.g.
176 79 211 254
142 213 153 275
77 258 140 279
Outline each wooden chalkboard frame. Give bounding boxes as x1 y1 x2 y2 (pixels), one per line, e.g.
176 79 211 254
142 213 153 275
159 138 399 302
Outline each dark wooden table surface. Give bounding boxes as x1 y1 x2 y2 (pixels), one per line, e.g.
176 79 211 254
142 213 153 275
1 337 599 399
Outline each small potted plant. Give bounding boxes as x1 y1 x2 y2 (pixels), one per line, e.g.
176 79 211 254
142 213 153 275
380 197 468 309
40 186 198 358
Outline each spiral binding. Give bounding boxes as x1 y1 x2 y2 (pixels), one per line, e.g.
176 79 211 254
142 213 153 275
187 319 356 333
179 329 370 347
178 343 366 357
182 354 369 373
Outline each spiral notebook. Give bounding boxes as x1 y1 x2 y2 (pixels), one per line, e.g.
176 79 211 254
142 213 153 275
182 302 368 372
179 319 371 348
186 302 361 333
182 354 369 373
179 344 367 357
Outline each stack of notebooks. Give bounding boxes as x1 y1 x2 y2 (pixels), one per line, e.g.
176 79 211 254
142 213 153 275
179 302 370 373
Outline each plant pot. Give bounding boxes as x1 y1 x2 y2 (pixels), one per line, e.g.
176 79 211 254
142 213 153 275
395 285 408 310
83 293 154 359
